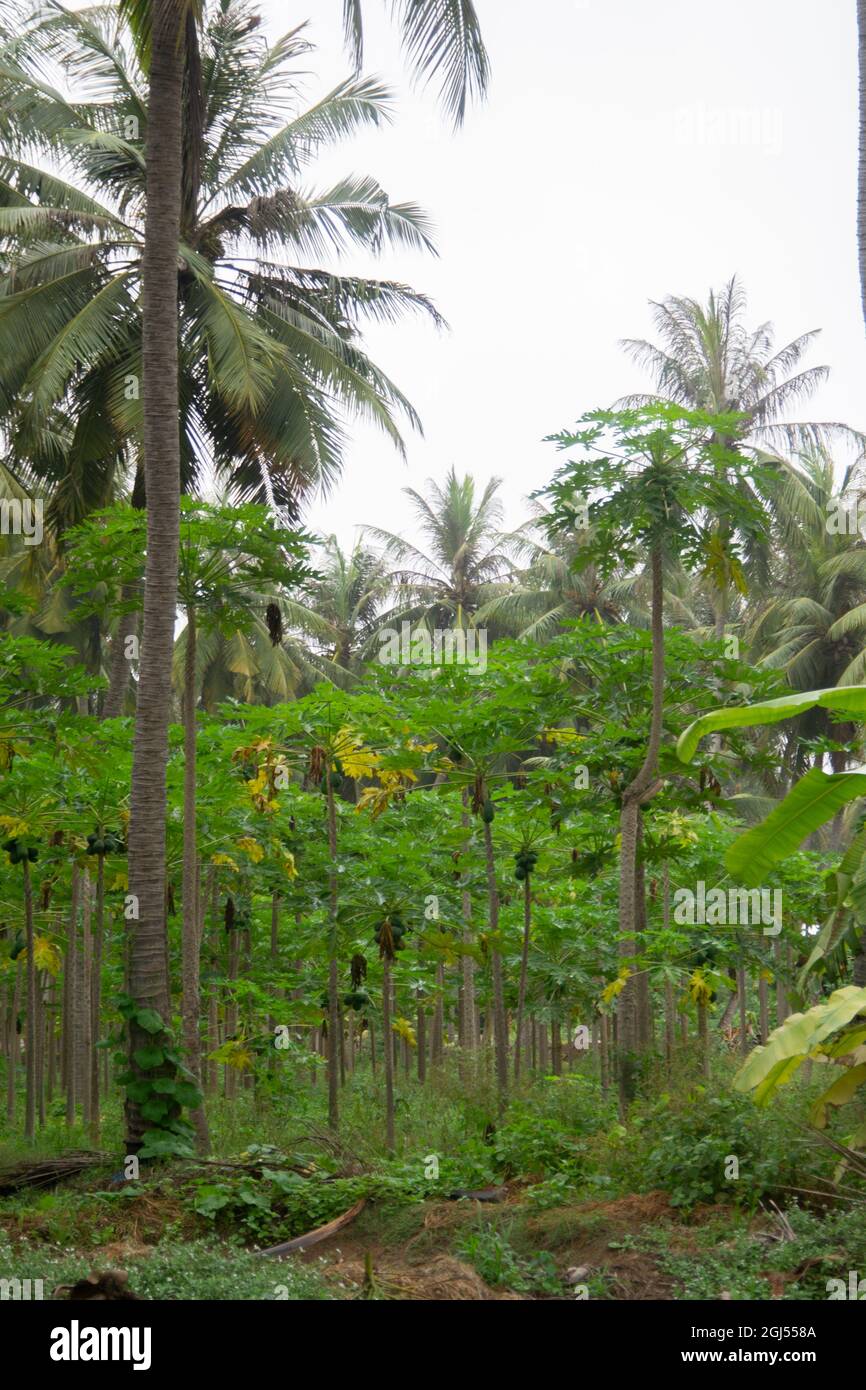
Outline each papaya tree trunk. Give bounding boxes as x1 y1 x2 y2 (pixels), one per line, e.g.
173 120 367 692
482 817 508 1101
617 547 665 1109
513 872 532 1081
325 764 340 1130
382 956 395 1153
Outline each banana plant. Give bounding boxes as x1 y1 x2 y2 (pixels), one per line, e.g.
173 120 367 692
733 985 866 1143
679 685 866 982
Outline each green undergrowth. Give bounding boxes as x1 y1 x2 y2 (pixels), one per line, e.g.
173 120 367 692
2 1059 865 1299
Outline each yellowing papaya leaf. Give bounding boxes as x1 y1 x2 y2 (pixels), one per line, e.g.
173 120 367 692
542 727 584 746
236 837 265 863
208 1040 254 1070
600 968 630 1005
688 969 714 1007
392 1016 417 1048
0 815 28 838
332 726 378 780
211 853 238 871
32 936 61 977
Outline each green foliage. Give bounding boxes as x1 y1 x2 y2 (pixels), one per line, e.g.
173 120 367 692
456 1223 561 1295
0 1236 332 1300
641 1091 802 1209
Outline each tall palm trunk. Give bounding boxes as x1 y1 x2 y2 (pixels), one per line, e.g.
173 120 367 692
125 0 186 1150
859 1 866 333
617 546 665 1109
89 854 104 1144
182 609 208 1151
64 867 80 1126
22 859 36 1140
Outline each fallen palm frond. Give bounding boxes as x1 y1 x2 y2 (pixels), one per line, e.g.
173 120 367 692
259 1196 367 1257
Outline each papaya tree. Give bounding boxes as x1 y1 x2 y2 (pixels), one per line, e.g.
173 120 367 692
542 403 772 1105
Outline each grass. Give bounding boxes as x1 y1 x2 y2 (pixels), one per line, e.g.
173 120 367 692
1 1053 865 1300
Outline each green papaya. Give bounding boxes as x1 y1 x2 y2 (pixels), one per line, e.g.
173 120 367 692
481 799 495 824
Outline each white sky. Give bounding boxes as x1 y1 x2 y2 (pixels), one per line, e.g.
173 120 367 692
257 0 866 552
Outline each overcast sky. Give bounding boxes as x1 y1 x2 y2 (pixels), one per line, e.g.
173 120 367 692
269 0 864 551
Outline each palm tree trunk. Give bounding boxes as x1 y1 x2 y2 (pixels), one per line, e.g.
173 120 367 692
79 872 92 1129
181 609 208 1151
125 0 186 1151
64 868 79 1126
858 0 866 333
89 854 104 1144
22 861 36 1140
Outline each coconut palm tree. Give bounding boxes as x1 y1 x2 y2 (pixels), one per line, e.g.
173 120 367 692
0 0 448 525
123 0 188 1150
365 468 513 631
277 535 396 683
1 0 489 1151
621 276 857 456
749 449 866 684
621 277 863 635
341 1 489 129
476 506 645 641
858 0 866 336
